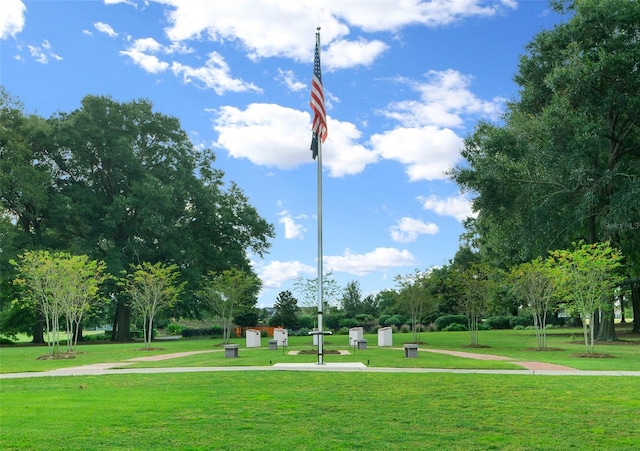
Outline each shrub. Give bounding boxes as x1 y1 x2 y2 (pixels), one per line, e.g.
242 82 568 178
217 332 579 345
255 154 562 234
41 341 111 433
339 318 358 329
442 323 468 332
84 333 110 341
0 337 15 345
378 314 391 326
337 327 350 335
181 326 223 338
165 324 187 335
509 315 533 328
513 325 525 331
355 313 374 323
298 315 315 329
485 316 511 330
384 315 406 327
400 324 411 333
434 315 468 331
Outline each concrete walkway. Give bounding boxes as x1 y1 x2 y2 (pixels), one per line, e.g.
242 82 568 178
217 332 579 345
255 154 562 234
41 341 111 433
2 347 639 379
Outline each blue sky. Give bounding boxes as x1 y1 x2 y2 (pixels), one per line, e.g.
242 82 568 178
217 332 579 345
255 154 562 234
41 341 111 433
1 0 563 307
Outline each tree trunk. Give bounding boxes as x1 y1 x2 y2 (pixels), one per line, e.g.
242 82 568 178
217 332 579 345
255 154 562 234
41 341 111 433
632 281 640 334
595 312 617 341
31 311 45 344
112 301 133 342
73 322 84 344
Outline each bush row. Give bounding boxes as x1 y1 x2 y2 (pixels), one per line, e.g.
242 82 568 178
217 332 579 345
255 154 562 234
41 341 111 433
181 326 223 338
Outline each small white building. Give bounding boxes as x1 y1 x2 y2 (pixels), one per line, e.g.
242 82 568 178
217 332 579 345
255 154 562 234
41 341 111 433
245 329 261 348
349 327 364 346
274 328 288 347
378 327 393 347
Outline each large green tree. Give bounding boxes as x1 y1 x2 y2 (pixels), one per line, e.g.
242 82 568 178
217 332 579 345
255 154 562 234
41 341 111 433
1 93 274 340
452 0 640 335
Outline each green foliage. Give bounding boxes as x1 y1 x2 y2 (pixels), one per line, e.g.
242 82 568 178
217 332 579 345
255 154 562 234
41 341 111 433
442 323 468 332
384 314 405 326
181 326 223 338
324 312 345 331
485 316 511 330
550 241 623 353
120 262 184 349
166 324 188 335
196 268 261 344
298 315 315 329
509 315 533 328
10 250 109 355
451 0 640 286
1 92 275 340
338 318 358 329
435 315 468 331
272 290 299 329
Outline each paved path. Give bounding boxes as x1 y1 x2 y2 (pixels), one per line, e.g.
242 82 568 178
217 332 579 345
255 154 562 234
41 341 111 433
2 348 639 379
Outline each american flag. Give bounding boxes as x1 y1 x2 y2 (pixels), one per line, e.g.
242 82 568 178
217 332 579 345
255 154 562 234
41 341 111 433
310 36 327 160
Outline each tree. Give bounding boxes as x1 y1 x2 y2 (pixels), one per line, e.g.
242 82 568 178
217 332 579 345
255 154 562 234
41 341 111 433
120 262 184 349
451 0 640 336
340 281 364 318
60 254 109 351
455 263 497 347
550 241 622 354
271 290 299 329
11 250 108 355
197 268 261 344
294 271 342 313
1 94 274 340
510 257 558 349
395 270 434 344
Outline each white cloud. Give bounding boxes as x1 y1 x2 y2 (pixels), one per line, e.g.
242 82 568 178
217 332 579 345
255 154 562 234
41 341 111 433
120 38 169 73
278 211 306 240
371 125 462 181
213 103 377 177
418 194 477 222
104 0 138 7
0 0 26 39
324 38 388 71
258 260 315 289
27 40 62 64
390 217 439 243
324 247 415 276
331 0 516 31
214 103 312 169
171 52 261 94
94 22 118 37
276 69 306 92
382 70 504 128
372 69 504 181
152 0 513 68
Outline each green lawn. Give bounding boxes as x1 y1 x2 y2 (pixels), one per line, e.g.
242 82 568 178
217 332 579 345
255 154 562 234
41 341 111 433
1 372 638 450
2 326 638 373
1 327 638 450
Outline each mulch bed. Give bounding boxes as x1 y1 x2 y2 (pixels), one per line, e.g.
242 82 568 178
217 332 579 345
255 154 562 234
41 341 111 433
570 353 616 359
297 349 341 355
37 352 80 360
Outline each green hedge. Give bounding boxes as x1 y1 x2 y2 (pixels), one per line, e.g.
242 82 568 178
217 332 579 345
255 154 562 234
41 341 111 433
434 315 468 331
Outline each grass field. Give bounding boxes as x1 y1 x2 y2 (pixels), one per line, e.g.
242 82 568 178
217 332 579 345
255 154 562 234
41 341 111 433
1 327 638 450
1 372 639 450
2 326 639 373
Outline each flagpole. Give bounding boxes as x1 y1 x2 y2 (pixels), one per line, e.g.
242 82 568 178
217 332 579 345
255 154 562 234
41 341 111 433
315 28 325 366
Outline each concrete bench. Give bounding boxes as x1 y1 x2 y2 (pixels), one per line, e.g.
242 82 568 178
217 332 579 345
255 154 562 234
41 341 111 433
224 344 239 358
404 344 418 358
